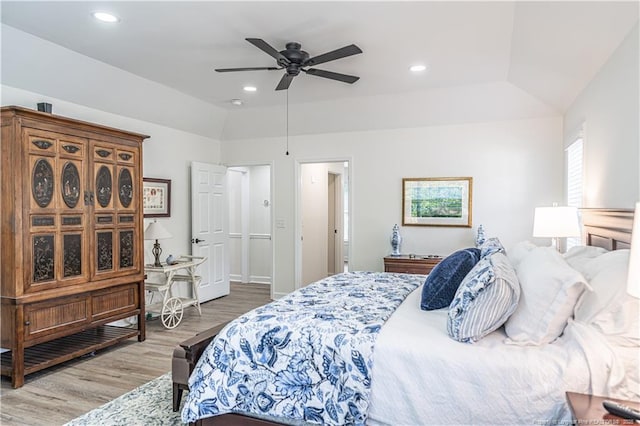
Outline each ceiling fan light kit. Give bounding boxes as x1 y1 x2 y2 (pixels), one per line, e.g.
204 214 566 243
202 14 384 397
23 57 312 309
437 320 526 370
216 38 362 91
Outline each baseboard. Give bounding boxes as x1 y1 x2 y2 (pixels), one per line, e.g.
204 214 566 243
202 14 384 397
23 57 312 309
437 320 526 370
230 275 271 285
249 275 271 285
272 292 288 299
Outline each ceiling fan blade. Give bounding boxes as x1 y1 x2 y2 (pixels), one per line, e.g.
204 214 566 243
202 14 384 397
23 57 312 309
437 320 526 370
215 66 281 72
275 74 295 91
304 68 360 84
246 38 290 65
303 44 362 67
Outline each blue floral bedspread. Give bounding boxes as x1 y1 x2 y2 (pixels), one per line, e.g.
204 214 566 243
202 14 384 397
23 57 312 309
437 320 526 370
182 271 422 425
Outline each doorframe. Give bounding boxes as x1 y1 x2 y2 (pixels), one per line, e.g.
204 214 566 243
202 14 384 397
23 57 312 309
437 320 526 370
295 157 352 289
225 160 275 300
327 171 343 276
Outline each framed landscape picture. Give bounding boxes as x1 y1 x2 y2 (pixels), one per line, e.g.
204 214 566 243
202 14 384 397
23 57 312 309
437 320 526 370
402 177 472 227
143 178 171 217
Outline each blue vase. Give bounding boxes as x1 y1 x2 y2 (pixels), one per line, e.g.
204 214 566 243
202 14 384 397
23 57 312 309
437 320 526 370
166 254 175 265
390 224 402 256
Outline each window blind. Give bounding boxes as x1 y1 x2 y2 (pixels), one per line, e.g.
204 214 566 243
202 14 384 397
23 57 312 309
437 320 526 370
566 138 583 250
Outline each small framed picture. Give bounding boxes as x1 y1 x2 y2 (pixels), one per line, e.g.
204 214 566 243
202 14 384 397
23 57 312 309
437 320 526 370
402 177 473 227
143 178 171 218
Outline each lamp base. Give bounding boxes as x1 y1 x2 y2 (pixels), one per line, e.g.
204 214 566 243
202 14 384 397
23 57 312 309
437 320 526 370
152 240 163 267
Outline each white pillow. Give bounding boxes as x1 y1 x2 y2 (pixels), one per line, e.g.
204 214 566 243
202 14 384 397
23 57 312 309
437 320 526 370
507 240 536 269
505 246 591 345
571 249 638 347
574 250 629 323
564 245 609 277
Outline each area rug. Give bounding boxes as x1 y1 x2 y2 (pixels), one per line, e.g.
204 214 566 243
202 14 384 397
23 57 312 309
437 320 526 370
64 372 183 426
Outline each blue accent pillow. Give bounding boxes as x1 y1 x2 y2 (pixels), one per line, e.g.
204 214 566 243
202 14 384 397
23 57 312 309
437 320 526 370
420 248 481 310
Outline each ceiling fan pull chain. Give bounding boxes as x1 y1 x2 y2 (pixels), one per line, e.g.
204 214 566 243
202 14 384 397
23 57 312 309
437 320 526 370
286 90 289 156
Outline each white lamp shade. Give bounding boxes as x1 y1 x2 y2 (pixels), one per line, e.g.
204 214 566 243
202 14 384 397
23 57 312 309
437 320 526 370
144 220 172 240
628 202 640 299
533 206 581 238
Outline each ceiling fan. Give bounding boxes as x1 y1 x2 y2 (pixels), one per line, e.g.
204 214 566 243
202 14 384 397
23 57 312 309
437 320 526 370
216 38 363 91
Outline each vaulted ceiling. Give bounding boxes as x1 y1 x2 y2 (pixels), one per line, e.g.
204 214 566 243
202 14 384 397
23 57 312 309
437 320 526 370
1 1 638 139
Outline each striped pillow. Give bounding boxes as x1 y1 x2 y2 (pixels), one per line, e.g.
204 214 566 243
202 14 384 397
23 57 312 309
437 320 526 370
447 253 521 343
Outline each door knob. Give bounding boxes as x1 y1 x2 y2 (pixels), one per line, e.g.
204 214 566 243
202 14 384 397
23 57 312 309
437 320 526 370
192 238 206 243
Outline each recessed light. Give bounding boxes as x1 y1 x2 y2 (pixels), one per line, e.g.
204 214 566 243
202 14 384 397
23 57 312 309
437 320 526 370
230 99 243 106
243 86 257 92
92 11 120 23
409 64 427 72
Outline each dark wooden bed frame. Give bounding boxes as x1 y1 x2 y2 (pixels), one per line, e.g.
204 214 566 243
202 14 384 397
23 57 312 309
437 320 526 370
174 208 635 426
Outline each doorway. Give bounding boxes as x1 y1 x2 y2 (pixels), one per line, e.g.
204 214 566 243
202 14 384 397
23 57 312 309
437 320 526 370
227 164 273 297
297 160 350 288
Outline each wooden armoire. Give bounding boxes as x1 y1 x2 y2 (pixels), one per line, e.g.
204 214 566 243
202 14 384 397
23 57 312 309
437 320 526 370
1 106 149 388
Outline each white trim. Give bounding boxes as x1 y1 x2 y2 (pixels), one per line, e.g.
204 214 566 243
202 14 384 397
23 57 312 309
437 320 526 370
241 170 250 283
231 274 272 285
272 291 288 300
250 275 272 284
250 233 272 240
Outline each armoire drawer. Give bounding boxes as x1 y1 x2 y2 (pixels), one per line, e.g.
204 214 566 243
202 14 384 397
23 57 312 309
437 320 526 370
92 283 138 321
24 295 91 342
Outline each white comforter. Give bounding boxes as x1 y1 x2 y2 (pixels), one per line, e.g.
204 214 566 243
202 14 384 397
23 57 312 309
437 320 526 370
367 286 596 425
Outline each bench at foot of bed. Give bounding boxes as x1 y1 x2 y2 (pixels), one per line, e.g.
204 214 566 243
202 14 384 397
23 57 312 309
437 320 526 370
172 321 230 412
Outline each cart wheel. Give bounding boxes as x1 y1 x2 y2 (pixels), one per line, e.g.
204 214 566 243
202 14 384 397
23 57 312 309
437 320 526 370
161 297 184 329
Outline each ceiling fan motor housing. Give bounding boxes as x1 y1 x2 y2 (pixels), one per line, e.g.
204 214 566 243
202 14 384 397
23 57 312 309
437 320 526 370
280 42 309 75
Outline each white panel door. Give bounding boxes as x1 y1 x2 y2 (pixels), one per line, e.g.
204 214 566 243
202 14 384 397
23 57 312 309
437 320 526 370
191 162 229 302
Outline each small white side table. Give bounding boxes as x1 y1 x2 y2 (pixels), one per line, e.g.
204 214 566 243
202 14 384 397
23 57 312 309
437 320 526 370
144 255 207 328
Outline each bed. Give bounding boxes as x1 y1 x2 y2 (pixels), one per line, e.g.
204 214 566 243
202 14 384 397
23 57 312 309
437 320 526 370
178 208 637 425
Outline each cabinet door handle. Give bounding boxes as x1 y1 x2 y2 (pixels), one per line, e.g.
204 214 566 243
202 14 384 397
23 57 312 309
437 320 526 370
84 191 95 206
24 321 31 326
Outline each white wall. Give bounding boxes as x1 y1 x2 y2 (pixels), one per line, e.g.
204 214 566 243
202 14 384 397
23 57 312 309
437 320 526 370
223 116 563 297
564 24 639 207
1 85 221 267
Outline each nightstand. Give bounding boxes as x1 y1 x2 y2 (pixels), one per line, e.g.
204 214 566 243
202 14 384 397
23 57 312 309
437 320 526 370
383 255 442 275
566 391 640 423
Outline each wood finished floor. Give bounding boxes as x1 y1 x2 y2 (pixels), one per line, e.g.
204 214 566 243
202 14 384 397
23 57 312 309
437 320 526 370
0 282 272 426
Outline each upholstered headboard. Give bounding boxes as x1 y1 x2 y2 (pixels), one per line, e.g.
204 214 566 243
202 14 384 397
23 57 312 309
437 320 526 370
581 208 634 250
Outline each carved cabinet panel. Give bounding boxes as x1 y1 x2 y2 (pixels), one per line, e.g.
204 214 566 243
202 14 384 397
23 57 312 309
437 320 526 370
91 141 140 280
24 130 90 292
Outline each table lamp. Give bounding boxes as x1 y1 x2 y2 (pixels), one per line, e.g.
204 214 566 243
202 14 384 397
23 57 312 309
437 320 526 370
627 202 639 298
144 220 172 267
533 205 580 252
